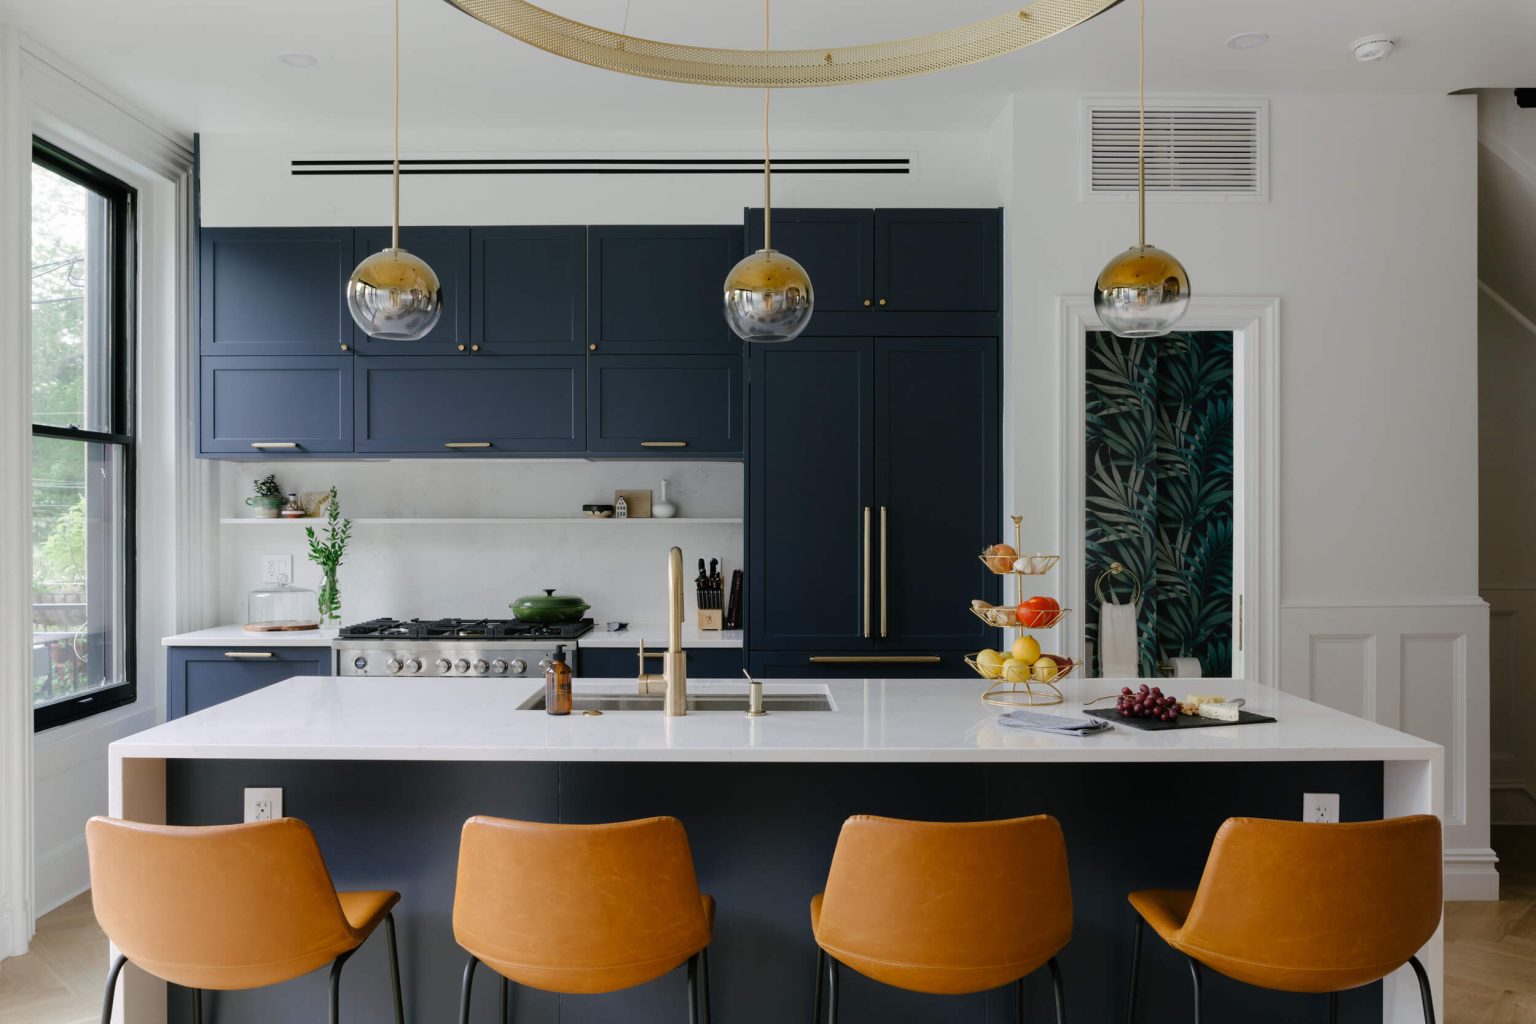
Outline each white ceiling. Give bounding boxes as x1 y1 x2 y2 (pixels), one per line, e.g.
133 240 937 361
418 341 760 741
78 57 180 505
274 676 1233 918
3 0 1534 136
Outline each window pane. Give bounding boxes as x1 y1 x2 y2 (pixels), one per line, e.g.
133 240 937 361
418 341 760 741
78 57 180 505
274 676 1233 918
32 436 126 709
31 163 113 432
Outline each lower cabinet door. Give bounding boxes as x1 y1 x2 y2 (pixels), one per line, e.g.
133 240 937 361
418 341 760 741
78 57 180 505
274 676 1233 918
199 356 354 455
747 650 973 678
355 355 585 454
576 646 744 679
166 646 332 719
587 354 743 455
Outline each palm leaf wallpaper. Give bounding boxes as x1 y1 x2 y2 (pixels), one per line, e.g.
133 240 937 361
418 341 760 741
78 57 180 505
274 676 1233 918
1084 331 1234 677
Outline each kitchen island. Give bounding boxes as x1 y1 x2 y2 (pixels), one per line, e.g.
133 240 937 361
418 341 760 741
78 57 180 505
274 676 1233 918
108 677 1441 1024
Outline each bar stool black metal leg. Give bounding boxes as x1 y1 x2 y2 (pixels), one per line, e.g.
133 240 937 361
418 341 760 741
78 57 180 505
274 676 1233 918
1048 957 1066 1024
1330 991 1340 1024
1408 955 1436 1024
1016 977 1026 1024
813 948 826 1024
499 975 509 1024
98 953 127 1024
827 956 841 1024
700 946 713 1024
384 912 405 1024
1126 916 1144 1024
459 954 480 1024
687 952 700 1024
1186 957 1204 1024
329 949 354 1024
190 988 203 1024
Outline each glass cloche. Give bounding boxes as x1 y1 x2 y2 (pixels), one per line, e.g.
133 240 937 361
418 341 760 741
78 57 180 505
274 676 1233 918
246 575 320 631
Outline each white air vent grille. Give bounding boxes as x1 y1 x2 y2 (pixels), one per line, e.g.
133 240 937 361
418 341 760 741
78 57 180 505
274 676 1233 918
1085 101 1266 201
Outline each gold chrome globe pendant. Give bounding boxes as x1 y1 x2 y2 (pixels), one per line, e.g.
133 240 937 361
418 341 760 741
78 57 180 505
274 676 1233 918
348 0 442 341
723 0 814 344
1092 0 1189 338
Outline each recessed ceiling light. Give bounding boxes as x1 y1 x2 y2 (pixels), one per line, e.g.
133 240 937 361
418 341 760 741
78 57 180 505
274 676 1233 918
278 53 319 68
1350 35 1396 62
1224 32 1269 50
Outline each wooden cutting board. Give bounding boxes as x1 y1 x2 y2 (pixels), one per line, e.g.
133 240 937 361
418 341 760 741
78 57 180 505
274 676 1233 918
243 621 321 632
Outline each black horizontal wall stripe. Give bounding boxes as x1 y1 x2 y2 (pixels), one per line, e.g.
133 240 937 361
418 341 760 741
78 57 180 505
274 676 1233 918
291 167 910 176
291 157 910 166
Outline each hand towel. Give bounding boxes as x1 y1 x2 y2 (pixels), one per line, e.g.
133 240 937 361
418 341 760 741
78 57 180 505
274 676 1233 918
996 710 1114 737
1099 600 1139 678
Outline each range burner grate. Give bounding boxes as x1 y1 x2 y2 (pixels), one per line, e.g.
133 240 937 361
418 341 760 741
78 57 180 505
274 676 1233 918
338 617 594 641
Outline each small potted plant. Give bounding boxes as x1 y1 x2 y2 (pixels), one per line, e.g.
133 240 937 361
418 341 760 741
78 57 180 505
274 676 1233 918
246 474 283 519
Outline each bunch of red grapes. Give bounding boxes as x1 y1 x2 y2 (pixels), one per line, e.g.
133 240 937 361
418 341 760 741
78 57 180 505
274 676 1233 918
1116 683 1180 722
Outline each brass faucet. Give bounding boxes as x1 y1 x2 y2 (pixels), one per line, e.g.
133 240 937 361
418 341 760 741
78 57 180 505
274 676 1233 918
637 546 688 715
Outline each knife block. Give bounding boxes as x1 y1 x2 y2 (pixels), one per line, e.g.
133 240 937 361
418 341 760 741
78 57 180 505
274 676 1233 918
696 609 723 631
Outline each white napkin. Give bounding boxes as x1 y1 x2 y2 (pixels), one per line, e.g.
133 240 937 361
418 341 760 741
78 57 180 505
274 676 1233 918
996 710 1114 737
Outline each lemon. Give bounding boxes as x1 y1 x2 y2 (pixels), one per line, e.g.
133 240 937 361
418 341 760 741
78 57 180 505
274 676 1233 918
974 649 1005 679
1002 657 1031 683
1033 656 1059 682
1010 635 1041 666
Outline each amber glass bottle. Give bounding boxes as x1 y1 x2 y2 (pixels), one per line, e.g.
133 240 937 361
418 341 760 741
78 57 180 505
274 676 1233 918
545 644 572 716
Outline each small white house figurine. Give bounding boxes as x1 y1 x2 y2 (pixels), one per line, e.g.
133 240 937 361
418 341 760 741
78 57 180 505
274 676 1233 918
615 495 629 519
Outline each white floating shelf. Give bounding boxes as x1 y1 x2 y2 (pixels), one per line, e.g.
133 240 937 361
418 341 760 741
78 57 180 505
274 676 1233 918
219 517 744 526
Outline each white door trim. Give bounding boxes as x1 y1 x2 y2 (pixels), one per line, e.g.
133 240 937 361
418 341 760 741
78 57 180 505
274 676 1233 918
1057 295 1280 684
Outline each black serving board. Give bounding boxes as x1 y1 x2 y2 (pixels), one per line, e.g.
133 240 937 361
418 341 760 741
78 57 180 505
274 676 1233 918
1083 707 1276 731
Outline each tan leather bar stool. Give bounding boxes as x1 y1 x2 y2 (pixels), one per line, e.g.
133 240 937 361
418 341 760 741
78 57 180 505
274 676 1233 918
86 816 404 1024
1125 815 1442 1024
453 815 714 1023
810 814 1073 1023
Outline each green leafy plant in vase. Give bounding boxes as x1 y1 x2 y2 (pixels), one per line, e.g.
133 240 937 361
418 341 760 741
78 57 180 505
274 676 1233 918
305 486 352 623
246 474 283 519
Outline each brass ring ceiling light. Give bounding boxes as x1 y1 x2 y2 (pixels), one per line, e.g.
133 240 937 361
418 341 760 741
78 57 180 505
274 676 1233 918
441 0 1126 88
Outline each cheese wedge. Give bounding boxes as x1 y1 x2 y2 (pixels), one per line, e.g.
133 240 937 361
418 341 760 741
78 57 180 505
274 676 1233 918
1197 702 1241 722
1184 694 1226 706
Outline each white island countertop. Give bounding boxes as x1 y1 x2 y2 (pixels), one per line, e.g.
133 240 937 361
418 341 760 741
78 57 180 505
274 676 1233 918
111 676 1440 766
161 624 339 647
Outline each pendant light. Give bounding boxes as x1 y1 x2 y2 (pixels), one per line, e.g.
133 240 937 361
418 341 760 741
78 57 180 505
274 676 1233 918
723 0 814 344
1092 0 1189 338
347 0 442 341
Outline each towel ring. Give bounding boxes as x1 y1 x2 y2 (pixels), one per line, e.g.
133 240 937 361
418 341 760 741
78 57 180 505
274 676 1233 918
1093 562 1142 606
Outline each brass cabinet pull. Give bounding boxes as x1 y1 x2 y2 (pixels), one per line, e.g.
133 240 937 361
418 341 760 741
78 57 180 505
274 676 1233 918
444 441 492 449
470 344 481 352
880 506 889 638
862 507 872 638
863 299 872 307
223 651 274 659
340 343 350 352
249 442 298 449
809 655 942 664
589 343 598 351
641 441 688 448
457 343 467 351
878 298 888 306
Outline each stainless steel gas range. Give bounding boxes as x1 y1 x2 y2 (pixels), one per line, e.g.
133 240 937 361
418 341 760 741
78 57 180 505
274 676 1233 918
333 618 592 678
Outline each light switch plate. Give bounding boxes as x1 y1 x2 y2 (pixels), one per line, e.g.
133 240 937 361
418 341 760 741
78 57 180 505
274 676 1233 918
1303 792 1340 823
244 787 283 822
261 554 292 584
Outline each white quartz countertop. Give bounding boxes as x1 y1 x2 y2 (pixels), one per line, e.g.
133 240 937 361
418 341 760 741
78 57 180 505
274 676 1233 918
162 625 339 647
111 677 1441 765
580 622 742 648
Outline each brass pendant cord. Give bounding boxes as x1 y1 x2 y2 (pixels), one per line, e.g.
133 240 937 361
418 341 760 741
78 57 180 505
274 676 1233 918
392 0 401 253
762 0 771 253
1137 0 1145 248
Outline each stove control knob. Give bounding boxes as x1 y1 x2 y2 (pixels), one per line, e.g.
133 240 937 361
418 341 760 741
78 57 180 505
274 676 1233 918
509 658 527 676
435 658 452 674
473 659 489 675
490 659 509 675
404 657 423 674
386 657 403 674
454 658 471 674
353 656 368 671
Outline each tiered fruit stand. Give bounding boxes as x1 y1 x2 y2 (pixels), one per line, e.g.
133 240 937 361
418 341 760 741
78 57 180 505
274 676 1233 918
965 515 1080 707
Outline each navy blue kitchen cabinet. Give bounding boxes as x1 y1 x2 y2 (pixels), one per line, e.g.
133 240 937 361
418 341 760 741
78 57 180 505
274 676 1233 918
588 226 743 354
199 356 354 456
587 353 743 456
875 209 1000 312
577 646 743 679
747 337 1000 660
747 650 974 679
745 208 874 312
354 355 584 454
352 226 470 354
200 228 355 356
471 227 586 355
166 646 331 719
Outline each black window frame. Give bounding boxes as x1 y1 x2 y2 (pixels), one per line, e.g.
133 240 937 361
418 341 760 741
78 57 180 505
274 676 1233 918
31 138 138 732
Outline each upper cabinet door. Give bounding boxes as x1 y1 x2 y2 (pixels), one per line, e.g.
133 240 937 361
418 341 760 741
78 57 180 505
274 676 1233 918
355 355 584 454
874 209 1001 312
587 353 743 456
745 208 874 312
200 228 354 355
471 227 586 355
199 356 354 455
588 226 743 353
352 226 470 354
872 337 1001 651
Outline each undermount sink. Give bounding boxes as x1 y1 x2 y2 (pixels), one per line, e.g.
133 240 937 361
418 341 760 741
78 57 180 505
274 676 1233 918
517 691 834 713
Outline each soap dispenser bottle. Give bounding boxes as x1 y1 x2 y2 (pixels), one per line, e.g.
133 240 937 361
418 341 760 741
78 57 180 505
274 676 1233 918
545 644 572 716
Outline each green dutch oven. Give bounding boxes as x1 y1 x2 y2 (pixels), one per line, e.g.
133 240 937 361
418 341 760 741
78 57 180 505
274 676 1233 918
510 588 591 623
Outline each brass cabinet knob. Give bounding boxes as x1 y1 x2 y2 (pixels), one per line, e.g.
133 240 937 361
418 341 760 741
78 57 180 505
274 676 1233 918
457 343 467 352
878 298 888 306
470 344 481 352
340 343 350 351
863 299 872 307
589 343 598 351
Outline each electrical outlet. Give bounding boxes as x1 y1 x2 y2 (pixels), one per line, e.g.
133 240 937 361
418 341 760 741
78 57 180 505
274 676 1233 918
1303 792 1340 823
261 554 292 584
244 787 283 822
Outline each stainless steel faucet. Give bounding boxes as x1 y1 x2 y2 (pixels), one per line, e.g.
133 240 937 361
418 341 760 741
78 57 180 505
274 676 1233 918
637 546 688 715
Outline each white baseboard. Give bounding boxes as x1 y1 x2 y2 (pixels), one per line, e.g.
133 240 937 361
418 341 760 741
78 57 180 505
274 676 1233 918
1444 846 1501 901
33 833 88 917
